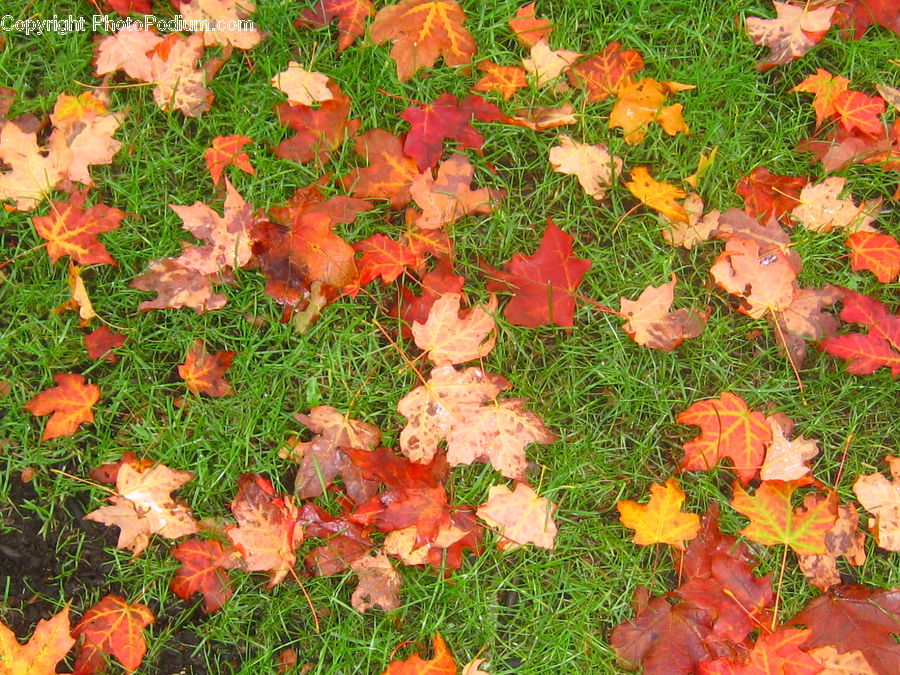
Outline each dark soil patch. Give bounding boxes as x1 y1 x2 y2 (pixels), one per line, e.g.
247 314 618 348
0 477 117 638
146 599 243 675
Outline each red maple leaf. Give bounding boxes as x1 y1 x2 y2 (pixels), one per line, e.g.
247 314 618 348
846 231 900 283
204 134 254 186
833 91 886 135
835 0 900 38
818 289 900 377
567 42 644 102
736 166 807 224
353 234 418 288
275 91 360 165
400 93 502 171
71 595 155 675
84 326 127 362
295 0 375 51
392 255 465 338
170 538 235 613
299 502 373 576
483 220 592 329
177 339 235 397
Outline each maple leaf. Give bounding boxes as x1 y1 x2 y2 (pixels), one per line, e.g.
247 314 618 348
275 92 360 165
745 2 836 70
178 339 235 397
295 0 375 51
397 364 509 464
84 461 200 556
617 478 700 549
341 129 420 209
0 606 75 675
567 42 644 102
32 191 130 266
410 154 504 230
204 135 254 186
150 34 216 117
807 646 876 674
300 502 373 575
369 0 476 81
283 405 381 503
836 0 900 37
473 61 528 100
483 220 592 329
130 258 227 313
818 289 900 377
350 550 402 612
620 274 707 352
626 166 689 223
170 538 235 613
84 326 127 362
710 237 798 319
791 177 879 233
674 506 775 645
736 166 807 224
852 456 900 551
444 397 557 480
226 474 303 587
833 91 886 136
25 373 100 441
94 26 163 82
383 508 481 569
89 452 154 485
790 585 900 675
676 392 771 485
610 593 714 674
521 38 583 86
271 62 334 106
412 292 497 366
502 102 578 130
55 262 97 328
381 634 457 675
400 93 502 172
791 69 850 126
71 595 154 675
846 231 900 283
101 0 153 16
476 482 557 551
730 479 837 556
609 78 693 145
698 627 823 674
392 255 465 338
548 136 622 201
660 194 720 249
760 415 819 482
509 2 551 47
354 234 418 288
877 83 900 112
179 0 263 50
798 501 866 590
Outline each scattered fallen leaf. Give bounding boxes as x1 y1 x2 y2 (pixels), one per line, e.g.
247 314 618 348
204 135 254 186
271 62 334 106
0 606 75 675
71 595 154 675
852 456 900 551
350 550 402 612
548 135 622 200
477 482 557 551
617 478 700 549
25 373 100 441
619 274 706 352
178 339 235 397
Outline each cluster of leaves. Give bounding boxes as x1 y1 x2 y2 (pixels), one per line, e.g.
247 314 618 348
2 0 900 672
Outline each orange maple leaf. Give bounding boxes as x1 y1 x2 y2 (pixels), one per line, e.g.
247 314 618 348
677 392 771 485
203 134 254 186
508 2 551 47
609 78 693 145
370 0 476 81
412 292 497 366
295 0 375 51
382 633 457 675
25 373 100 441
567 41 644 102
409 154 504 230
170 538 235 613
0 606 75 675
473 61 528 100
846 231 900 283
341 129 421 209
617 478 700 550
791 69 850 125
699 627 823 674
71 595 155 675
178 339 236 397
626 166 689 222
833 91 886 136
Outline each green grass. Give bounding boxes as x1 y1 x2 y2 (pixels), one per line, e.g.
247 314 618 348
1 0 899 673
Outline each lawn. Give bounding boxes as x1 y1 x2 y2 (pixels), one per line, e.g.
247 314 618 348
1 0 899 673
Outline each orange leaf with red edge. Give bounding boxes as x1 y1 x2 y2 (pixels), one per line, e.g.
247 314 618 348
354 234 418 287
25 373 100 441
736 166 807 223
341 129 420 209
617 478 700 550
834 91 886 136
0 606 75 675
178 339 235 397
84 326 126 362
382 634 457 675
791 69 850 125
170 538 234 613
818 289 900 377
846 231 900 283
295 0 375 51
473 61 527 100
483 220 592 329
567 42 644 102
400 94 502 171
203 134 254 186
626 166 689 222
730 479 837 555
676 392 771 485
275 92 360 165
370 0 476 81
71 595 154 675
698 627 823 674
508 2 551 46
226 474 303 587
32 189 131 265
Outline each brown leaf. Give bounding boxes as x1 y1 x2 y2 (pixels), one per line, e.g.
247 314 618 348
350 550 402 612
